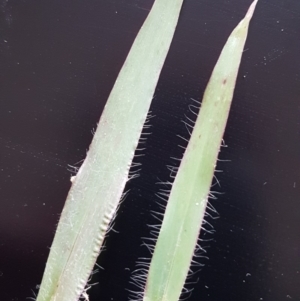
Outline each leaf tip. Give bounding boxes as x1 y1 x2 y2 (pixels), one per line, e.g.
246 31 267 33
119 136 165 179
246 0 259 19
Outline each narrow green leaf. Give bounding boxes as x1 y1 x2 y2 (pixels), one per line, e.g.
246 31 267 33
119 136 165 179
143 1 258 301
36 1 184 300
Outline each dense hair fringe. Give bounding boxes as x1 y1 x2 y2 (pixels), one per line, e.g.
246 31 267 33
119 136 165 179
128 98 222 301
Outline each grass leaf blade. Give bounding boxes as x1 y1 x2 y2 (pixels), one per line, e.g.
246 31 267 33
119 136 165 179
36 1 184 300
143 1 258 301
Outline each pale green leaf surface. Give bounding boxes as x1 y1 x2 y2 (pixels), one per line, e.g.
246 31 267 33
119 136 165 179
36 1 184 300
143 1 258 301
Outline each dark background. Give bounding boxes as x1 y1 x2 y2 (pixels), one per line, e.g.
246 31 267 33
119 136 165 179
1 0 300 300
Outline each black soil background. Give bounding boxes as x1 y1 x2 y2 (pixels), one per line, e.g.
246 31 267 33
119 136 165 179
1 1 300 300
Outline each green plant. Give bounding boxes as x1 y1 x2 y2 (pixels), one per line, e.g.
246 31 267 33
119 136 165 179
36 1 183 300
36 1 258 300
144 2 258 300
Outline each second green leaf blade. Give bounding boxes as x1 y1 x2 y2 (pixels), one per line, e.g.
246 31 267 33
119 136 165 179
36 1 184 301
143 1 258 301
